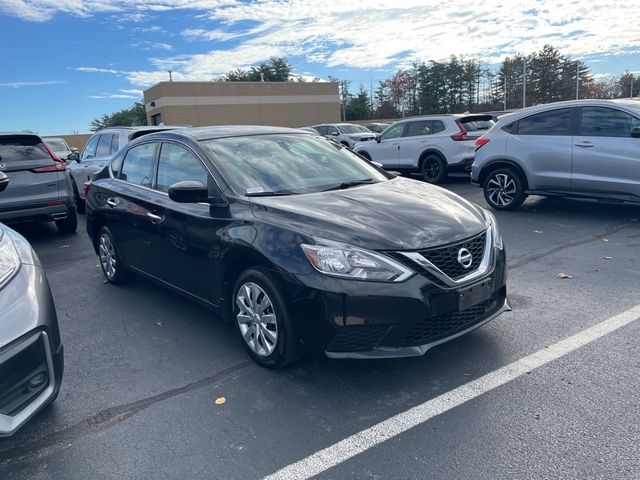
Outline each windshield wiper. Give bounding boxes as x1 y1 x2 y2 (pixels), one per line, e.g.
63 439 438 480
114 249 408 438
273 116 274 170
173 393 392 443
246 190 296 197
322 178 377 191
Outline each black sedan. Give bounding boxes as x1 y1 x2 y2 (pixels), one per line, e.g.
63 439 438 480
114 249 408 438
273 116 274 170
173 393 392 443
85 126 508 368
0 172 64 436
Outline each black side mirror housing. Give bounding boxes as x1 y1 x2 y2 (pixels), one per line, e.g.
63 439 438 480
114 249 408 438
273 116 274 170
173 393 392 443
376 136 381 143
0 171 9 193
631 127 640 138
68 151 80 162
168 180 228 207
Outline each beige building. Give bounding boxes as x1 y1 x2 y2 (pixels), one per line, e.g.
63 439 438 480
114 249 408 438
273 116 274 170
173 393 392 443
143 81 340 128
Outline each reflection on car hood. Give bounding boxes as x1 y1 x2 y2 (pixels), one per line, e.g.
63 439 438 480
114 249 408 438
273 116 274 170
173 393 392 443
249 177 486 251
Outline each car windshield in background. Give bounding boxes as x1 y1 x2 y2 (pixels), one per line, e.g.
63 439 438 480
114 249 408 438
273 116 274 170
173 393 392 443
201 134 388 196
0 135 50 162
338 125 369 134
45 139 69 151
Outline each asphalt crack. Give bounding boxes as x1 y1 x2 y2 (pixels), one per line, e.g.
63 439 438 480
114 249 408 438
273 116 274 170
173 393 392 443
0 360 252 464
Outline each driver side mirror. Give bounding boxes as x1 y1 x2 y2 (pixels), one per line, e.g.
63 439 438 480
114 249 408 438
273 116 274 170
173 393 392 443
376 136 381 143
68 151 80 162
329 130 339 136
0 171 9 193
631 127 640 138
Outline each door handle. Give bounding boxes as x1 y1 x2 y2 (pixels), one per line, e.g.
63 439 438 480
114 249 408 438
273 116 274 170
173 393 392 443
574 142 594 148
146 212 163 224
106 198 119 208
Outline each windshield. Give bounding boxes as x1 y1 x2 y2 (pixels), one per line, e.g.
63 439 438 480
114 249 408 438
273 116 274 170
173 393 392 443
201 134 388 196
337 125 369 134
44 139 69 151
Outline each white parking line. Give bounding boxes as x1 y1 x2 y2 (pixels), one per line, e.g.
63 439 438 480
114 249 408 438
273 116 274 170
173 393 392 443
265 304 640 480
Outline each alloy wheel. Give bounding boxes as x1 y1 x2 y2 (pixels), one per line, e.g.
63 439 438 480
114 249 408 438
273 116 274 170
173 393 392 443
99 233 117 280
235 282 278 357
486 173 517 207
424 158 441 180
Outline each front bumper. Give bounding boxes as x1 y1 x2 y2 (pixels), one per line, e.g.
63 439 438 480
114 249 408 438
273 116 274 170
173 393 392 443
287 246 508 359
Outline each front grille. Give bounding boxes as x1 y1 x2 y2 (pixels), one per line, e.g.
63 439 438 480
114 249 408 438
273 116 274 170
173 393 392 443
0 333 50 416
326 325 391 353
400 298 496 347
418 232 486 279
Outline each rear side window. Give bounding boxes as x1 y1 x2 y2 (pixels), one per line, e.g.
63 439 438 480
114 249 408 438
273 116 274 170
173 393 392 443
0 135 50 162
96 134 113 157
82 135 99 160
110 135 120 154
155 143 209 193
431 121 446 134
581 107 640 137
517 108 571 136
404 120 432 137
119 143 156 187
502 123 515 134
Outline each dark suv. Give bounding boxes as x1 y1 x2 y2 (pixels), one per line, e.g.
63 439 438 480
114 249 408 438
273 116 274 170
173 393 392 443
86 126 508 368
0 133 77 233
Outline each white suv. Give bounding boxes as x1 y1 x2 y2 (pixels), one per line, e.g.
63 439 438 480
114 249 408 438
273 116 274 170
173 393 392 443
354 114 493 183
310 123 377 148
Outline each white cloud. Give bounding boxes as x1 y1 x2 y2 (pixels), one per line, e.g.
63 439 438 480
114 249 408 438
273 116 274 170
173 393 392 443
0 80 64 88
131 41 173 51
75 67 121 74
90 88 144 99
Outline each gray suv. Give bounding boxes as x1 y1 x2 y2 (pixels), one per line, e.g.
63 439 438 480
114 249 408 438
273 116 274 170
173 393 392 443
0 133 77 233
471 99 640 210
68 127 178 212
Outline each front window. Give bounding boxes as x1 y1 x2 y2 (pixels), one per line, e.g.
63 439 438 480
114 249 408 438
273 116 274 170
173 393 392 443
581 107 640 137
155 143 209 193
200 134 389 196
380 123 404 141
81 135 99 160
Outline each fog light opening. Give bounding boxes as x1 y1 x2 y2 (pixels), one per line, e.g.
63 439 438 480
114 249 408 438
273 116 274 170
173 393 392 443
28 372 48 389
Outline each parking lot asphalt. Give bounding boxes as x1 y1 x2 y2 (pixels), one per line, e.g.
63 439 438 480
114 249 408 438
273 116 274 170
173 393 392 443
1 175 639 479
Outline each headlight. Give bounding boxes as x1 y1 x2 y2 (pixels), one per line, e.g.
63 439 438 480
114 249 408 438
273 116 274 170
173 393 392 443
482 209 503 250
0 229 20 289
301 243 414 282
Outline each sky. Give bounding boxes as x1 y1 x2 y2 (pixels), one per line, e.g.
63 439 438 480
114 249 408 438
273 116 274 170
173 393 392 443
0 0 639 135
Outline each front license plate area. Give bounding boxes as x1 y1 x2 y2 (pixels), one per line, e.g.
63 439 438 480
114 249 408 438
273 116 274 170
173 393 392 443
458 279 493 311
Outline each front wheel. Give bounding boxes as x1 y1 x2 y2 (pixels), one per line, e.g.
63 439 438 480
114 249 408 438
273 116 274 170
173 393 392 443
421 154 447 183
483 168 526 210
233 268 300 368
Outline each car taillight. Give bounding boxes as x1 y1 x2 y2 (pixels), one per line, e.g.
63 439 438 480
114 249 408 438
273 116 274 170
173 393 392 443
83 181 91 198
32 142 66 172
451 122 474 141
475 137 490 150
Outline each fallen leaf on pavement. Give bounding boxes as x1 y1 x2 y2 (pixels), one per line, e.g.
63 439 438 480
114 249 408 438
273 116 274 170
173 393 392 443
603 256 613 260
556 272 574 279
156 321 164 327
602 238 609 242
533 230 544 234
215 397 226 405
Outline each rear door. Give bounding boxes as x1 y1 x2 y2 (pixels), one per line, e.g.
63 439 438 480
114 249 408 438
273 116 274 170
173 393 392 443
0 135 61 212
507 108 573 190
105 141 159 273
571 106 640 198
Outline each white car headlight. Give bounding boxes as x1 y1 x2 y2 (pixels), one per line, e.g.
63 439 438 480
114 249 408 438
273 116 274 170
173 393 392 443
483 209 503 250
301 243 413 282
0 228 20 289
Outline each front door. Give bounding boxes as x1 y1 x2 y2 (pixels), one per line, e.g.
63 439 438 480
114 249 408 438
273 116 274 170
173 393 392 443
571 106 640 198
146 141 223 305
369 122 405 167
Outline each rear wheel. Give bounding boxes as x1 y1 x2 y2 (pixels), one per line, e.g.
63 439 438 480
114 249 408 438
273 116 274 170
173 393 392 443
233 267 300 368
421 154 447 183
483 168 526 210
97 226 129 284
55 209 77 234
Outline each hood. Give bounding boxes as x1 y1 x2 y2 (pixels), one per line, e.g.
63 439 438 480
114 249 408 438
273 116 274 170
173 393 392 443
250 177 487 251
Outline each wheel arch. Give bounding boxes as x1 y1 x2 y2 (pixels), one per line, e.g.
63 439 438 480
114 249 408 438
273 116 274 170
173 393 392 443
478 159 529 190
418 148 446 169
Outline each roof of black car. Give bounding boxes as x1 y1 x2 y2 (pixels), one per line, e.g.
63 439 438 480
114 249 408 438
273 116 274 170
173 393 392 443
151 125 312 141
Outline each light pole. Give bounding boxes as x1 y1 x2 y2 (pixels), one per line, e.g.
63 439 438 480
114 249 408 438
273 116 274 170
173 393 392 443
522 59 526 108
504 75 507 111
631 76 634 99
576 61 580 100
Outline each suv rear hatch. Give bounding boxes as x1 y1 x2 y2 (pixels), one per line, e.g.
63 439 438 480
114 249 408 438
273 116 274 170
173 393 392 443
0 134 65 212
457 115 494 137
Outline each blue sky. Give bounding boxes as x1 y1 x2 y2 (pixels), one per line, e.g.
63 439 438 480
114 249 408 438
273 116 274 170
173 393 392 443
0 0 638 135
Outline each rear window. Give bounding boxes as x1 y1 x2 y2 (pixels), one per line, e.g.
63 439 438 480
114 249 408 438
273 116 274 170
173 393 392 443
0 135 51 162
44 139 69 151
460 116 494 132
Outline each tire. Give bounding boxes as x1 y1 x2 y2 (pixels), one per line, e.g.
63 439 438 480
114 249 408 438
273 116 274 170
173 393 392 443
357 151 372 161
232 267 300 368
421 154 447 183
55 209 77 234
97 226 129 284
72 182 85 214
483 168 527 210
340 141 351 148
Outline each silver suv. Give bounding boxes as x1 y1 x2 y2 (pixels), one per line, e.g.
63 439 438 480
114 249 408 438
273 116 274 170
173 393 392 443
68 126 178 212
471 99 640 210
0 133 77 233
310 123 377 148
354 114 493 183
